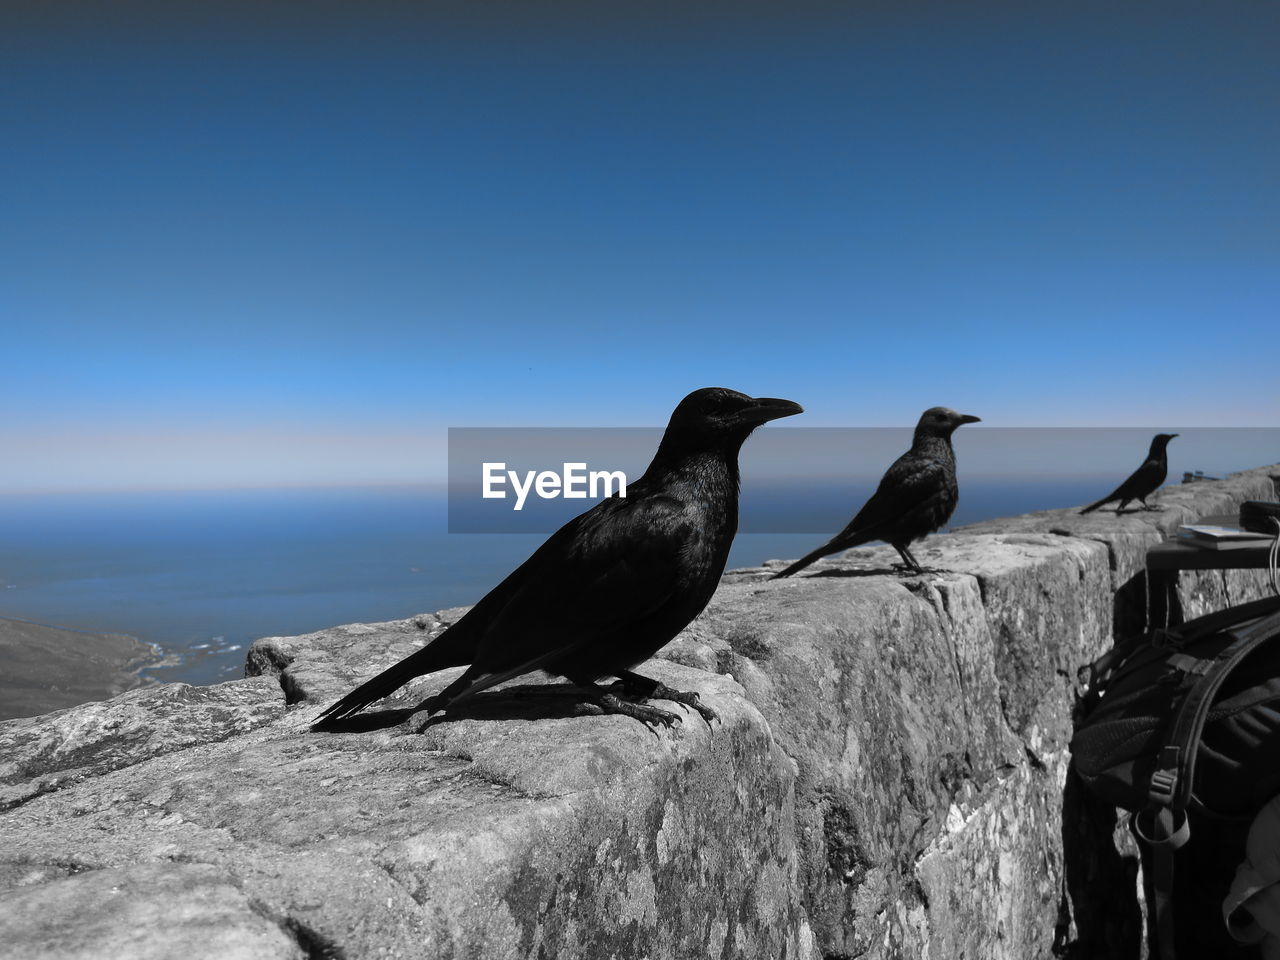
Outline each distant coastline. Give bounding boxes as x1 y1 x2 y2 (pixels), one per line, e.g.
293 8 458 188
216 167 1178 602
0 617 158 720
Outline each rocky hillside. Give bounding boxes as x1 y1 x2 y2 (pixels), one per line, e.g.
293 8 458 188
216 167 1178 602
0 618 155 722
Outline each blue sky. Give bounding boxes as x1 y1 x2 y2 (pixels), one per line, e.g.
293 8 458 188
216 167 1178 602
3 1 1277 490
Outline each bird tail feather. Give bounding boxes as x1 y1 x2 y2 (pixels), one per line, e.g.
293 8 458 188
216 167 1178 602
770 541 846 579
1079 496 1111 515
311 626 472 730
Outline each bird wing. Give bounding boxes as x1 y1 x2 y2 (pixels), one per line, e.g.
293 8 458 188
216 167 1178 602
311 492 695 728
1084 458 1162 511
446 492 697 702
840 451 954 544
1113 458 1163 499
770 449 957 578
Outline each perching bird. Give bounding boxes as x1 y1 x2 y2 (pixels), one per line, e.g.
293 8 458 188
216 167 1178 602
770 406 980 579
1079 433 1178 514
312 387 803 731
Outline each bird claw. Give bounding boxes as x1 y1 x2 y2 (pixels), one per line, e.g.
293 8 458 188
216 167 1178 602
654 686 718 725
607 679 718 726
592 691 682 731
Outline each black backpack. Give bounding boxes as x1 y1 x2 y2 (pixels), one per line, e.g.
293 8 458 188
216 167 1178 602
1070 594 1280 960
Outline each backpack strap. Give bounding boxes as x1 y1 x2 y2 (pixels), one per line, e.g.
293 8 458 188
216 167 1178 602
1079 633 1147 701
1151 607 1280 813
1137 606 1280 960
1133 805 1191 960
1079 595 1280 707
1164 594 1280 647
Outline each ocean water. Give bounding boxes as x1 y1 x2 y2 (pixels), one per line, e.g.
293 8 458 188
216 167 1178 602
0 476 1121 687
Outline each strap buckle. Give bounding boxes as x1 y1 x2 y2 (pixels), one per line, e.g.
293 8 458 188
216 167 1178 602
1148 746 1182 807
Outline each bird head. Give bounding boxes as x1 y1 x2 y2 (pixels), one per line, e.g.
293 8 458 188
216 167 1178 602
1151 433 1178 451
915 407 981 441
659 387 804 455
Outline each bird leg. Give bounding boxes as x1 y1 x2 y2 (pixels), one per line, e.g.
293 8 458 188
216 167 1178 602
408 677 679 733
408 672 474 718
892 543 925 575
507 683 579 699
611 669 718 724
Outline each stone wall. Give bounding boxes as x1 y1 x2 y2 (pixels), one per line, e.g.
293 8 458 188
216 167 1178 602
1 466 1276 960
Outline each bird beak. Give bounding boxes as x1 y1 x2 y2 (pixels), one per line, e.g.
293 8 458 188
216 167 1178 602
958 414 982 424
1169 433 1179 438
740 397 804 424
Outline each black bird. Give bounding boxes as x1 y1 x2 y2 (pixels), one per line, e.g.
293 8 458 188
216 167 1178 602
770 407 980 579
1079 433 1178 514
312 388 803 731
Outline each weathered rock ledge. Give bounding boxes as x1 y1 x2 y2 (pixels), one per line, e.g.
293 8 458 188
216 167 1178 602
1 465 1276 960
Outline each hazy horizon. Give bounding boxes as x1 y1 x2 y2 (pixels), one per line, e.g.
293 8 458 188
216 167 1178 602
3 425 1274 494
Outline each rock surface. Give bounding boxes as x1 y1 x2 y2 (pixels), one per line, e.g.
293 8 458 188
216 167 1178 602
1 465 1276 959
0 862 306 960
